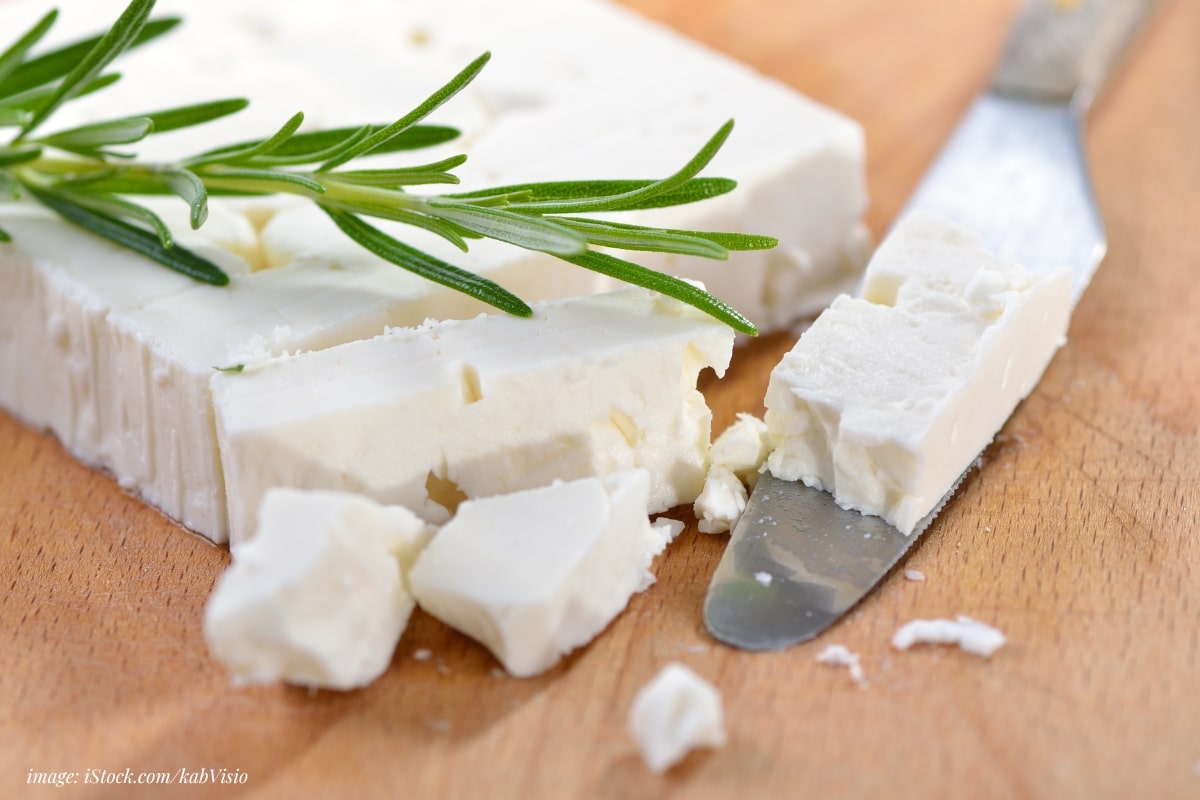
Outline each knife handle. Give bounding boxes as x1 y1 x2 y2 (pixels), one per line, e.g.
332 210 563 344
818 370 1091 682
992 0 1160 110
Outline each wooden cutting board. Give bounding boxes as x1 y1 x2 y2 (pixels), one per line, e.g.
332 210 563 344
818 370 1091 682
3 1 1197 797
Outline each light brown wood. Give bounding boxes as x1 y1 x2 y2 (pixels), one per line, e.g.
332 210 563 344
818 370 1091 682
3 1 1198 797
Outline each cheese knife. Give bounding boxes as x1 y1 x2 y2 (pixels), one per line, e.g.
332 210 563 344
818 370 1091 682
703 0 1160 650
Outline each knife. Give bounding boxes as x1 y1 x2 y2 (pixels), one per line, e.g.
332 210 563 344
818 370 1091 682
703 0 1159 651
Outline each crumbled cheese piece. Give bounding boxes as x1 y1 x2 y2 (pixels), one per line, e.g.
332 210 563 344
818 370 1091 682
204 489 434 689
693 465 748 534
408 470 670 678
708 413 770 486
904 569 926 582
816 644 866 686
412 649 433 662
754 571 773 586
891 615 1007 657
652 517 686 543
765 211 1072 534
628 663 726 773
214 288 732 544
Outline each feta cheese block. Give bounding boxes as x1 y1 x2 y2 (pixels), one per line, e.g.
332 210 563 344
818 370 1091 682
408 470 669 678
212 288 734 544
891 615 1007 658
1 0 867 332
1 0 867 543
764 212 1072 534
628 663 726 773
204 489 434 690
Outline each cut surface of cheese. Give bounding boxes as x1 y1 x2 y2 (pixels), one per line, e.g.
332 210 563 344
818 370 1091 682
765 211 1071 534
628 662 726 773
213 288 733 544
408 470 669 678
204 489 433 690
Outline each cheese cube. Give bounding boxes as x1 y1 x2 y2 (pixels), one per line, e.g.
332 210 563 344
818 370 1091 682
408 470 669 677
204 489 434 690
212 288 733 544
628 662 726 773
765 212 1071 534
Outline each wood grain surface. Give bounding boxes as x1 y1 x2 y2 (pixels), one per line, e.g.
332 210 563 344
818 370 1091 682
3 0 1198 797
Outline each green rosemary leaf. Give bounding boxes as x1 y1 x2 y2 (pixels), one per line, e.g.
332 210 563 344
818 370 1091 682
1 73 122 113
505 121 734 214
28 186 228 285
19 0 155 137
319 52 490 171
51 190 174 247
38 116 154 154
201 167 325 195
142 98 249 134
557 216 778 251
330 154 468 187
445 177 737 210
0 145 42 166
0 224 10 242
322 208 531 316
184 111 304 167
318 199 471 251
214 363 244 373
0 108 33 128
199 124 459 167
425 200 586 256
563 250 756 335
0 16 175 101
0 10 57 86
158 167 208 229
554 217 727 259
235 125 372 167
0 171 18 198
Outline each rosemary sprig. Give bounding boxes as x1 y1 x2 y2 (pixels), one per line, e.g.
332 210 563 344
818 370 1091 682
0 0 776 335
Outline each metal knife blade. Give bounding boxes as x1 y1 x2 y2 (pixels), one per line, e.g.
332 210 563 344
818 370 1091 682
704 0 1159 651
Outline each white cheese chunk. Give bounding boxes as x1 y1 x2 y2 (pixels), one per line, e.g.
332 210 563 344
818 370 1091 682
628 662 726 773
408 470 669 678
204 489 434 690
213 288 733 544
765 212 1072 534
693 465 748 534
708 413 771 485
891 615 1007 658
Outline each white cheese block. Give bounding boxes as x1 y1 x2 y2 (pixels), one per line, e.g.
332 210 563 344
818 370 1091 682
764 212 1072 534
1 0 866 542
204 488 434 690
628 662 726 773
891 615 1007 658
408 470 669 678
212 288 733 544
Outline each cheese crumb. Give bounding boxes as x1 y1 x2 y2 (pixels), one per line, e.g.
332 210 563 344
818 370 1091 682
412 648 433 662
628 663 726 773
652 517 686 543
891 615 1007 657
816 644 866 686
693 465 748 534
904 569 926 582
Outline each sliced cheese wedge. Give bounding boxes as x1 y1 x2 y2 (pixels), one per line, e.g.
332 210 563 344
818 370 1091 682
765 211 1072 534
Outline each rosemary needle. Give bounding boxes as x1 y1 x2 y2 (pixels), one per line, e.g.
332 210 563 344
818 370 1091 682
0 0 777 335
